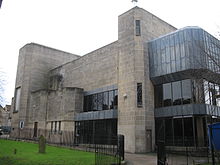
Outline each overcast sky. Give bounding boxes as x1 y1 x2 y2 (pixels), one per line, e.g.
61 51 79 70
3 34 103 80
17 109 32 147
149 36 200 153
0 0 220 106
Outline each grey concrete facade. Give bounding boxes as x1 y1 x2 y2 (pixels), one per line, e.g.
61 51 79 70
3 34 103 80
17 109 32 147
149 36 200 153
11 7 178 153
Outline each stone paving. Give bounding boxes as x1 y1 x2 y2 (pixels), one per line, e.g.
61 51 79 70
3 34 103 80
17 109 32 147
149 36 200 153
125 152 210 165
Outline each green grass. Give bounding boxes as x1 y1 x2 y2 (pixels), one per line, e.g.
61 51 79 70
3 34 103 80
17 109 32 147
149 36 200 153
0 139 95 165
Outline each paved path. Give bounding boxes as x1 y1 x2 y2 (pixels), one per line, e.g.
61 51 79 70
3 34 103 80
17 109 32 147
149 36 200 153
125 153 157 165
125 152 209 165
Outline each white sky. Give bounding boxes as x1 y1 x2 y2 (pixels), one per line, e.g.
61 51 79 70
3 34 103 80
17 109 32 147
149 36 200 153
0 0 220 106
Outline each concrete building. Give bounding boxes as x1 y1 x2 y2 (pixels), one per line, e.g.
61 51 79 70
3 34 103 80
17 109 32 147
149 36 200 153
10 7 220 153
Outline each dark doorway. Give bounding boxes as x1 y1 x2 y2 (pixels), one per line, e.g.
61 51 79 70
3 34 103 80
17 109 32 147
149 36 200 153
146 129 152 152
33 122 38 137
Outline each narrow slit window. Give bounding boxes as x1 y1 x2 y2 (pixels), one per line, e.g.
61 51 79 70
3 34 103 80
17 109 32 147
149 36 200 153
51 122 53 132
135 20 141 36
58 121 61 131
137 83 143 107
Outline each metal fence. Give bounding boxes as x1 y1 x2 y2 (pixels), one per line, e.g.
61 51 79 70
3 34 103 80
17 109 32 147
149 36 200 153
1 128 124 165
157 139 220 165
95 135 124 165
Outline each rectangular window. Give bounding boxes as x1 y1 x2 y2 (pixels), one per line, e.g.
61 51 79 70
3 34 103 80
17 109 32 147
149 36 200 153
109 90 114 109
51 121 53 132
114 89 118 109
83 89 118 111
154 85 163 108
92 94 98 111
163 83 172 106
15 87 21 112
58 121 61 132
172 81 182 105
182 79 192 104
88 95 92 111
97 93 103 111
83 96 88 112
135 20 141 36
137 83 143 107
103 91 109 110
54 121 57 132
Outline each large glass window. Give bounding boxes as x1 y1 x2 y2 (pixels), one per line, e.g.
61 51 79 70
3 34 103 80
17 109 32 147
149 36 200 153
109 90 114 109
182 79 192 104
103 91 109 110
75 119 117 144
156 117 195 146
184 117 193 145
165 119 173 145
92 94 98 111
163 83 172 106
97 93 103 111
83 89 118 112
155 85 163 108
204 80 220 106
174 118 183 146
156 79 194 108
172 81 182 105
114 90 118 109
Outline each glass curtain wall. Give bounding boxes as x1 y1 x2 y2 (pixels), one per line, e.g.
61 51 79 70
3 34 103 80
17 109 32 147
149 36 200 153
155 116 203 146
149 27 220 78
74 119 117 144
155 79 193 108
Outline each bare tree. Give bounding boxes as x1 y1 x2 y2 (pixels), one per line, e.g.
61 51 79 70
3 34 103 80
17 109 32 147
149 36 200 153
0 68 6 107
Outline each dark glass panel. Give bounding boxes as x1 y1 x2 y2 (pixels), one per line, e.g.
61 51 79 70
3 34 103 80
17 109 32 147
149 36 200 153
83 96 88 112
54 121 57 132
163 83 172 106
88 95 93 111
165 119 173 145
103 91 109 110
183 117 193 146
97 93 103 111
58 121 61 131
114 89 118 109
204 81 210 104
155 119 165 144
137 83 143 107
172 81 182 105
182 79 192 104
92 94 98 111
135 20 141 36
109 90 114 109
155 85 163 108
174 118 183 146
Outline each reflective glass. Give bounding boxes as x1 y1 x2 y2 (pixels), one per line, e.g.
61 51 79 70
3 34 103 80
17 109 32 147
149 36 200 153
163 83 172 106
109 90 114 109
172 81 182 105
114 89 118 109
103 91 109 110
182 79 192 104
204 81 210 104
155 85 163 108
97 93 103 111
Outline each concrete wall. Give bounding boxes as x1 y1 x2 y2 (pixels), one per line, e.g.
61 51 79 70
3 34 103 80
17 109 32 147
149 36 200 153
11 43 79 128
117 7 176 153
50 41 118 92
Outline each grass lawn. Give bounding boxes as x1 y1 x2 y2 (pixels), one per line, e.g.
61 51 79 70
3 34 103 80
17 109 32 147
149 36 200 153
0 139 95 165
